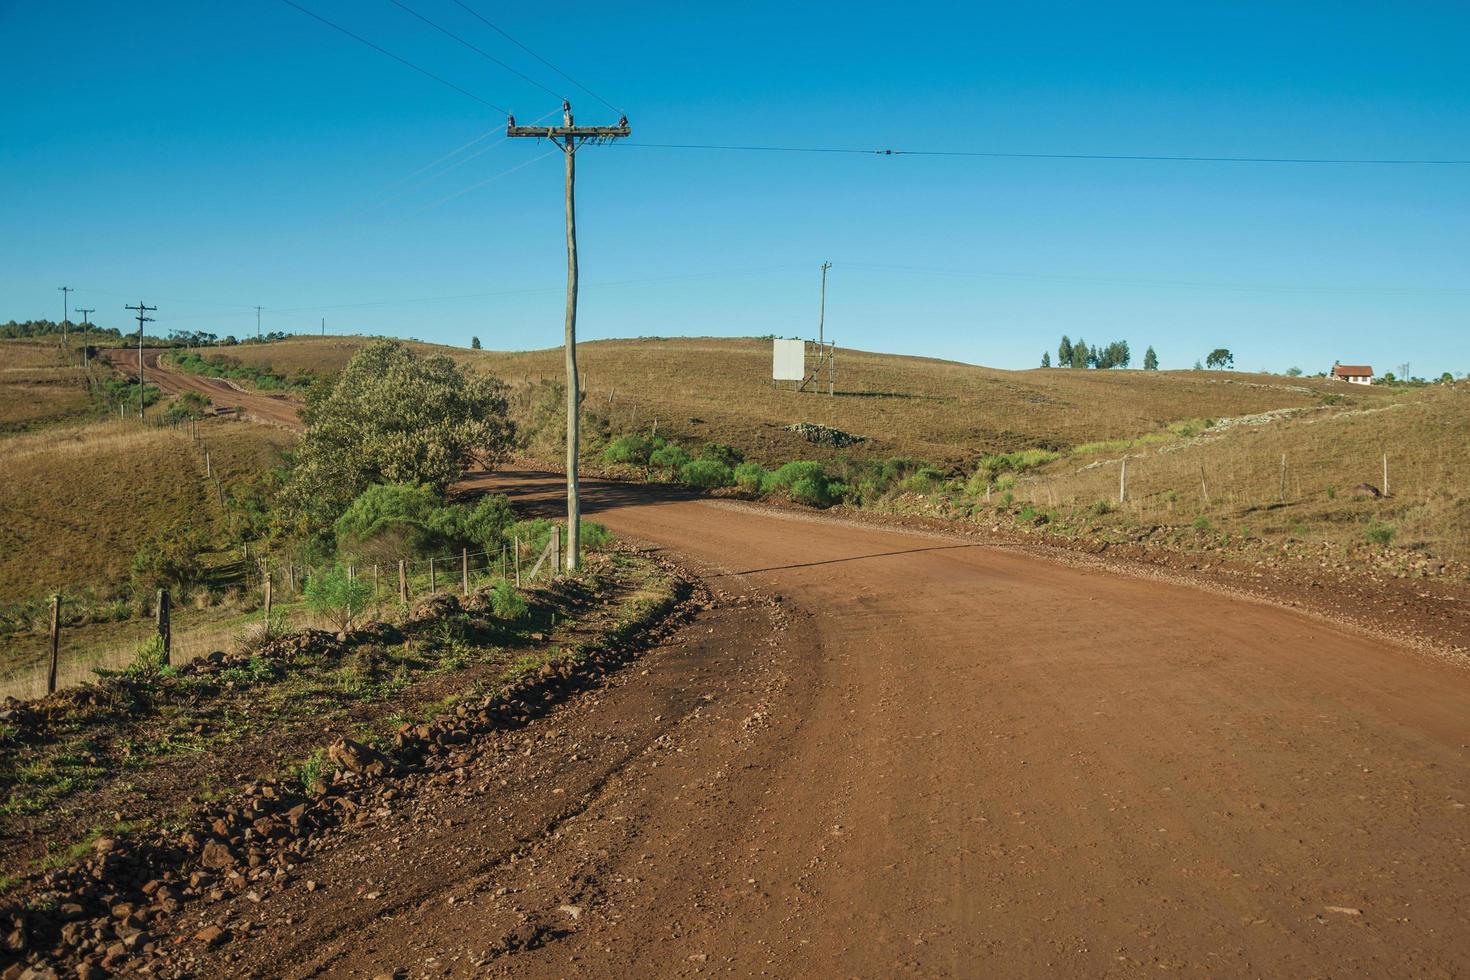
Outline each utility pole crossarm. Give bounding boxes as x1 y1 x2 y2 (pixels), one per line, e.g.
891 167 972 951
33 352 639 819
507 124 630 143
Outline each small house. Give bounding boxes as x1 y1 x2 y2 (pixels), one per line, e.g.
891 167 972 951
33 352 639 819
1332 364 1374 385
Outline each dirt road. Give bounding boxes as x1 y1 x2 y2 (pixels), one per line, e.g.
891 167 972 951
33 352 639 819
98 347 304 429
174 470 1469 978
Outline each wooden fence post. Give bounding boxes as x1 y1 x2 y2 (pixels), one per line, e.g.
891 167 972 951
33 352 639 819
398 560 407 603
263 578 272 624
552 525 561 576
373 563 379 598
1279 453 1287 502
287 563 295 596
156 588 171 665
1383 453 1390 497
462 548 469 596
1119 458 1128 504
429 558 436 594
1198 463 1210 505
514 537 521 587
204 450 211 478
47 595 61 695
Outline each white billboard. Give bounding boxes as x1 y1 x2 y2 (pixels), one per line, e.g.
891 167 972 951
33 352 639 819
772 338 806 381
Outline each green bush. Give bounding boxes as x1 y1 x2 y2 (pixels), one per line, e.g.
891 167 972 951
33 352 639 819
969 448 1060 491
1091 500 1114 516
733 461 768 492
456 494 516 551
579 521 613 550
130 530 206 596
679 458 734 489
603 434 655 466
488 580 527 621
304 565 374 631
1192 516 1212 531
127 635 170 677
649 443 690 473
1365 521 1396 546
507 518 553 556
334 483 516 561
699 442 744 467
765 460 826 492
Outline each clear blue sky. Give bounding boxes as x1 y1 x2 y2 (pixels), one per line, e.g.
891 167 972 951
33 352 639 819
2 0 1466 374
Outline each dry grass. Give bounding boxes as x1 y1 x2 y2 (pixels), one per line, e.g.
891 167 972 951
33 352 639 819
0 340 92 431
1009 384 1470 562
223 336 1388 463
0 418 291 602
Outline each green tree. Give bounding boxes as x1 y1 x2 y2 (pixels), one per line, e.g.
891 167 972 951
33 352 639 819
1286 366 1303 377
304 565 373 634
1143 346 1158 370
1070 336 1090 369
1205 348 1234 370
470 336 481 350
1040 350 1051 368
1057 336 1073 366
283 339 514 532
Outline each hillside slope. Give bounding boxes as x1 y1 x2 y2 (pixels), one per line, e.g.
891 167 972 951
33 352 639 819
197 335 1385 465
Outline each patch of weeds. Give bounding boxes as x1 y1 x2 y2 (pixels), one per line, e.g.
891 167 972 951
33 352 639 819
218 655 280 686
1193 516 1212 531
1091 500 1114 516
490 580 528 621
1365 520 1396 546
293 748 328 792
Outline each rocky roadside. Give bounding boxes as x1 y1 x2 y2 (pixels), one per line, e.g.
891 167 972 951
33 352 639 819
0 554 701 979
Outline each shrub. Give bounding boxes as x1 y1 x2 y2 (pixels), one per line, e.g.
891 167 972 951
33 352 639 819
1091 500 1114 516
1192 516 1212 531
455 493 516 552
127 635 169 677
579 521 613 550
304 565 374 633
130 530 206 596
649 443 690 473
679 458 734 489
1365 521 1396 546
899 466 946 494
334 483 444 561
765 460 826 492
699 442 744 467
507 518 553 556
488 580 527 621
762 460 847 508
1000 490 1014 506
970 448 1060 491
733 461 768 492
603 434 654 466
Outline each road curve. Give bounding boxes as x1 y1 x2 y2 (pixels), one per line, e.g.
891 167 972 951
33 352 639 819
345 471 1467 976
98 347 304 429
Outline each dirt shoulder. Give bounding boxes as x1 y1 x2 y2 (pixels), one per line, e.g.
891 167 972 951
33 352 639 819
97 348 303 430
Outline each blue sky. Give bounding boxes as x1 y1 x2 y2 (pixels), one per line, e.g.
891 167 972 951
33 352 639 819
2 0 1466 374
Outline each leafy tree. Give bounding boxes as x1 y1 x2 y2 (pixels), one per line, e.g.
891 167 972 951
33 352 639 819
1205 348 1234 370
1070 336 1090 369
1040 351 1051 368
1057 336 1073 366
1286 366 1303 377
1143 346 1158 371
283 339 514 532
1193 359 1204 370
1439 372 1454 384
304 565 373 634
471 336 482 350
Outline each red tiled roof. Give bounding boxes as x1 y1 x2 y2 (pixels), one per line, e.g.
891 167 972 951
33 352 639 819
1333 364 1373 377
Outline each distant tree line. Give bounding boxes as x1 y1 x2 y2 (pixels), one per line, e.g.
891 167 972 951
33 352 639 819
1 319 122 341
1045 336 1150 370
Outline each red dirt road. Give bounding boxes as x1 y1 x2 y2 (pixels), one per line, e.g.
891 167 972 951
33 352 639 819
186 471 1470 978
98 347 304 429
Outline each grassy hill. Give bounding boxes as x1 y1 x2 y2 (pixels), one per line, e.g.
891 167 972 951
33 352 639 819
0 340 93 432
192 335 1386 465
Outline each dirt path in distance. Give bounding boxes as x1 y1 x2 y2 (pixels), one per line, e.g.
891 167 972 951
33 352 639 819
170 470 1470 979
98 347 303 429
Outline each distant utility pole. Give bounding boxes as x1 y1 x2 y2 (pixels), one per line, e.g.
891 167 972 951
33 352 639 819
817 261 831 346
255 306 263 342
57 286 72 345
77 308 94 366
126 301 156 418
321 317 325 336
507 100 630 574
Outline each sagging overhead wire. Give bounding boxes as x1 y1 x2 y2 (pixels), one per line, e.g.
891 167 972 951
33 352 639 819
449 0 624 116
388 0 565 103
620 142 1470 166
278 0 508 113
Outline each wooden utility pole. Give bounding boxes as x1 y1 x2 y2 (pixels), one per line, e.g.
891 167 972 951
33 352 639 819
255 305 263 342
125 302 156 418
57 286 72 346
77 308 94 367
508 101 630 574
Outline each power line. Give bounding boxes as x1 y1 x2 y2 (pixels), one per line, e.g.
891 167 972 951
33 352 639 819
388 0 564 103
277 0 507 113
620 142 1470 166
450 0 623 115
